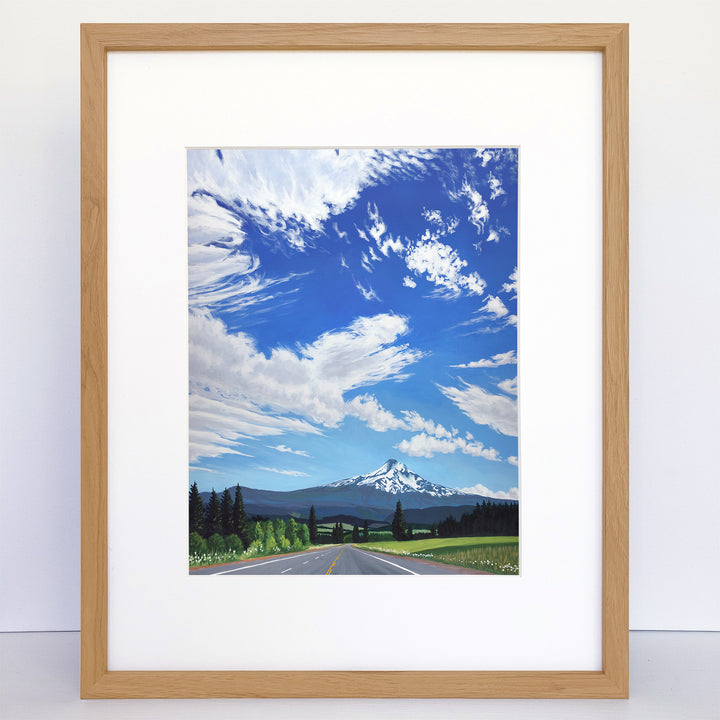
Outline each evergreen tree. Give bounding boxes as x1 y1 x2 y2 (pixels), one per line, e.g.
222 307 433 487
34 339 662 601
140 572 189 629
332 522 344 543
362 519 369 543
430 523 437 538
352 524 360 543
391 500 407 541
220 487 234 536
308 505 319 543
204 489 222 538
188 482 204 536
232 485 250 548
406 524 413 540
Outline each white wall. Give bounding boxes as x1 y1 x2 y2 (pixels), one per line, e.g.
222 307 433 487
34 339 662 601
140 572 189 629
1 0 718 633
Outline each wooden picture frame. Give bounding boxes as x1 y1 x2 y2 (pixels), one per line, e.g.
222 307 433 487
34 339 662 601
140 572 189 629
81 23 628 698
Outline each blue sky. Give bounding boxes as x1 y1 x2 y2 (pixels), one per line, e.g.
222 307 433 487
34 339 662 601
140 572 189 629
187 148 518 499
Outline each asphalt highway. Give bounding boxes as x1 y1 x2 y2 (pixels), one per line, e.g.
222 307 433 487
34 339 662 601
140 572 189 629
191 543 483 575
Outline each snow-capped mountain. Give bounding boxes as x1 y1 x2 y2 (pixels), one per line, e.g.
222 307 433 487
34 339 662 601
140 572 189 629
327 458 466 498
201 458 514 523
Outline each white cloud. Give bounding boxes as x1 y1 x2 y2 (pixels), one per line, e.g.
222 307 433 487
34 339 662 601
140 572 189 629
480 295 509 319
189 311 424 460
394 410 501 460
460 483 519 500
452 350 517 369
506 315 518 326
507 456 519 466
498 377 518 395
362 202 404 257
188 148 436 253
340 255 349 269
502 267 518 297
405 232 486 298
422 208 443 225
421 208 460 235
455 179 490 234
475 148 495 167
401 410 453 439
333 222 348 242
439 381 518 436
395 432 500 461
347 394 406 432
256 466 309 477
355 280 380 302
360 251 374 273
484 225 511 247
268 444 310 457
402 276 417 289
487 171 506 200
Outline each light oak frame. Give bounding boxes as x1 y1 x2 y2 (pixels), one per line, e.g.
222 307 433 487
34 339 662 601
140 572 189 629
81 23 628 699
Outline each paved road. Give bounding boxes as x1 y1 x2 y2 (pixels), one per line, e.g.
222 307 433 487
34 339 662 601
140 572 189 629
191 544 482 575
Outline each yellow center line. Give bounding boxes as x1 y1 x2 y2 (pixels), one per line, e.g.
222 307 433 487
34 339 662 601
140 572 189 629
325 545 347 575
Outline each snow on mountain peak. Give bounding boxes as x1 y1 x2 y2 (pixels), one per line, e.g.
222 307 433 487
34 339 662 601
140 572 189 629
328 458 464 497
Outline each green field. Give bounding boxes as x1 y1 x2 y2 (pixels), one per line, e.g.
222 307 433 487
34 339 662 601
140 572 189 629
362 536 519 574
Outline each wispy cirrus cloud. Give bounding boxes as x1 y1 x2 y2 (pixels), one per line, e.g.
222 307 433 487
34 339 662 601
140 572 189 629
189 311 425 461
256 466 309 477
354 280 380 302
268 444 311 457
452 350 517 369
188 148 436 254
438 381 518 437
453 179 490 234
498 377 518 396
487 171 506 201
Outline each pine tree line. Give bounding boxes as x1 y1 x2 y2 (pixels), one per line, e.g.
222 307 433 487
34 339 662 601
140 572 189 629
437 500 518 537
189 482 249 544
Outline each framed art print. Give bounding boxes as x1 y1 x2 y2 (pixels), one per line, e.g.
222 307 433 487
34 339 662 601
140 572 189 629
81 24 628 698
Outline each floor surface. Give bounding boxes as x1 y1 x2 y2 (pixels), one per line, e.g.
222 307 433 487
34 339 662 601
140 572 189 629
2 631 718 719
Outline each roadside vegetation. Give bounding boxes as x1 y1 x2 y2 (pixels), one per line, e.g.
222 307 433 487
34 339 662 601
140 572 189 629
362 536 519 574
360 500 519 574
189 488 520 573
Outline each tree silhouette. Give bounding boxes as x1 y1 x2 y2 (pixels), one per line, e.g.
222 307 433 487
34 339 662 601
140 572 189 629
232 484 249 548
188 482 204 536
220 488 234 536
391 500 407 541
308 505 319 543
204 489 222 538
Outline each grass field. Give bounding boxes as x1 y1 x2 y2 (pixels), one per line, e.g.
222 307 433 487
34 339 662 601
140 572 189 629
362 536 519 574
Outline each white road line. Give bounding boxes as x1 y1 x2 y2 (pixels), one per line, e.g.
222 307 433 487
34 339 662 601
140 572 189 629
303 561 309 564
281 568 292 574
357 549 419 575
209 556 298 575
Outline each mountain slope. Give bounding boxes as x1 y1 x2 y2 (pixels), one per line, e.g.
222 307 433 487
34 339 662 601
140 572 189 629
198 459 515 522
328 458 466 497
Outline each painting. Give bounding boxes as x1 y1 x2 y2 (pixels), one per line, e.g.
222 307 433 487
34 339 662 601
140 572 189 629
187 147 519 575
